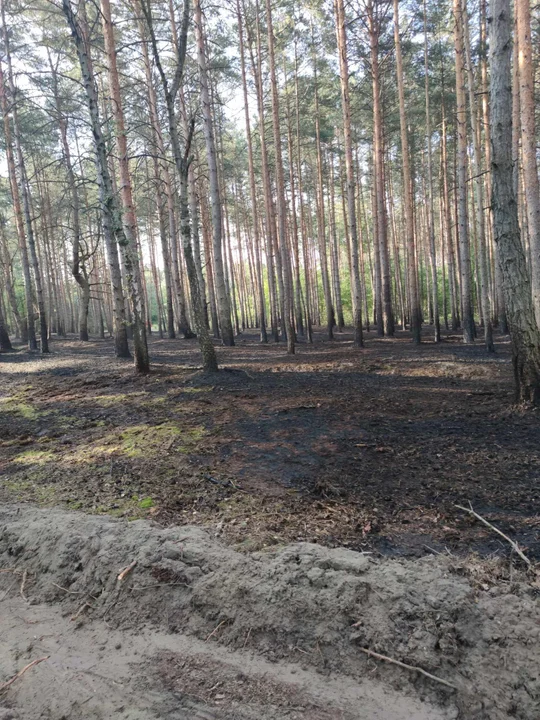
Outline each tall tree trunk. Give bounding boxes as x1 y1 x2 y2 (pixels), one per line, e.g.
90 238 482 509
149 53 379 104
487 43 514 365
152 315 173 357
368 0 394 337
250 5 279 342
515 0 540 325
462 0 494 351
193 0 234 346
138 20 176 339
101 0 149 371
328 154 344 331
0 45 36 350
237 0 267 342
453 0 475 343
335 0 363 346
63 0 130 360
48 50 91 341
422 0 440 342
393 0 420 343
481 0 507 333
284 65 305 338
313 30 335 340
15 153 49 353
140 0 218 372
294 40 313 343
265 0 295 353
490 0 540 403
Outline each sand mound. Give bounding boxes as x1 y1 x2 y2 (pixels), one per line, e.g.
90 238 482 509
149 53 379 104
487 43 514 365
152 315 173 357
1 505 538 719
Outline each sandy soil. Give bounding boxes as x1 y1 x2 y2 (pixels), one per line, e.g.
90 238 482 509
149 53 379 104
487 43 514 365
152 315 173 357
1 505 539 719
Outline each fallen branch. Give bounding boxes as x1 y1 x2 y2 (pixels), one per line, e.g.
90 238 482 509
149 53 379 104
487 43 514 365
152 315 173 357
358 647 457 690
455 503 532 567
117 560 137 582
0 656 49 693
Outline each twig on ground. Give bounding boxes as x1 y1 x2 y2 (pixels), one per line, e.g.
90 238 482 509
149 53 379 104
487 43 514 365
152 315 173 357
0 657 49 693
130 582 188 591
19 569 28 601
71 602 93 621
455 503 532 567
117 560 137 582
51 582 85 595
358 647 457 690
205 619 228 642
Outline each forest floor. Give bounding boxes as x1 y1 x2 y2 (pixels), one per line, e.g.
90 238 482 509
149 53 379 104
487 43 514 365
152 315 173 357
1 329 540 720
0 327 539 560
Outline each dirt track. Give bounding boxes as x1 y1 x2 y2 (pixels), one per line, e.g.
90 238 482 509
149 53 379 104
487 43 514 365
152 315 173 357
1 505 539 719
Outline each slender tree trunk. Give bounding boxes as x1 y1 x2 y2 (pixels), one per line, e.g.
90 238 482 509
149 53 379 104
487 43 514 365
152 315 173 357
284 66 304 338
368 0 394 336
265 0 295 353
193 0 234 346
48 50 91 341
250 6 279 342
138 20 176 338
393 0 420 343
294 40 313 343
490 0 540 403
335 0 363 345
313 32 335 340
101 0 149 371
462 0 494 351
422 0 440 342
237 0 267 342
140 0 218 372
63 0 130 359
17 157 49 353
453 0 475 342
0 49 36 350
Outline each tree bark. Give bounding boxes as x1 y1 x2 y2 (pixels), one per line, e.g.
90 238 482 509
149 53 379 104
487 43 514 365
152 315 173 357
453 0 475 343
490 0 540 404
515 0 540 325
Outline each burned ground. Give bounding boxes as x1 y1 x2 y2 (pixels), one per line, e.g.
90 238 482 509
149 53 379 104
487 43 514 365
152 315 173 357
0 328 539 560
